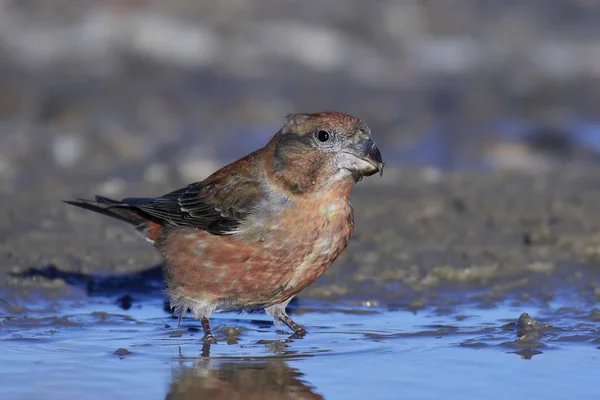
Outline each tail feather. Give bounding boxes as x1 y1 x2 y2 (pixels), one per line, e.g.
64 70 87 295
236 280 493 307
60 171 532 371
64 196 149 226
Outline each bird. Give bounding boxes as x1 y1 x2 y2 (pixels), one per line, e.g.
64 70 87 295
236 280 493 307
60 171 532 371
65 112 383 343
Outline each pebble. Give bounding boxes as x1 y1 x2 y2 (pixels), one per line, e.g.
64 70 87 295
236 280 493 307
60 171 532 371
177 158 219 183
97 178 126 197
52 135 84 168
143 163 168 184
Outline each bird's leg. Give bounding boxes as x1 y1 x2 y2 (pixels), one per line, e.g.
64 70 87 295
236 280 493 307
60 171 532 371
201 317 217 344
265 301 307 337
177 307 185 329
278 313 307 337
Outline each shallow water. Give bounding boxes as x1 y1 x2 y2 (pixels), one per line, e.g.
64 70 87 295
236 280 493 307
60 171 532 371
3 116 600 399
2 296 598 400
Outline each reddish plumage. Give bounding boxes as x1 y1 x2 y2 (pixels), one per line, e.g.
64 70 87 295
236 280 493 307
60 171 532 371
66 112 383 343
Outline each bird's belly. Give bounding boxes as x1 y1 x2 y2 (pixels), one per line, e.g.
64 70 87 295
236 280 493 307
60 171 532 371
161 203 353 310
275 226 350 296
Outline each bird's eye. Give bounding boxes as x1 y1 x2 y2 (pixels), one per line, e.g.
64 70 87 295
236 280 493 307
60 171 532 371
316 130 330 142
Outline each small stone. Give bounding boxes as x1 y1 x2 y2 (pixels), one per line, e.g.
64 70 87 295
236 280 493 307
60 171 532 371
526 262 554 274
178 158 219 182
422 167 442 183
52 135 84 168
113 348 132 357
130 15 218 68
143 163 168 183
523 225 558 246
0 154 14 178
588 309 600 322
97 178 126 197
117 295 133 310
361 300 379 307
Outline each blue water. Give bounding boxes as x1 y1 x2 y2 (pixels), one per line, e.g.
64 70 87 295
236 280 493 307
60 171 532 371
1 298 598 399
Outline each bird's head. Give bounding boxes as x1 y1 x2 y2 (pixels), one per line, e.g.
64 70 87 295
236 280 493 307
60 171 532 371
265 112 383 196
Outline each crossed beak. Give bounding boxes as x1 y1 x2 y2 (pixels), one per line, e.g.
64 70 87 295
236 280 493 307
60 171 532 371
344 137 384 178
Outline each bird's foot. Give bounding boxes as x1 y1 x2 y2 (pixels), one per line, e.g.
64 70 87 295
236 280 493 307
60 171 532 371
290 326 307 339
265 300 308 338
280 314 307 338
296 326 307 335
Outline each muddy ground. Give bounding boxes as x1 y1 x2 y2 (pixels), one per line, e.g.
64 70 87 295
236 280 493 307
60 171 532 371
1 0 600 314
2 165 600 315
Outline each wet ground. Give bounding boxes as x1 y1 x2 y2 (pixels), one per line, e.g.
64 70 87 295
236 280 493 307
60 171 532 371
2 164 600 399
2 296 599 399
2 1 600 399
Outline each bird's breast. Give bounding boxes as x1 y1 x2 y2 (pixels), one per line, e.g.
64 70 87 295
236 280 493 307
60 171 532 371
266 197 352 246
257 196 354 295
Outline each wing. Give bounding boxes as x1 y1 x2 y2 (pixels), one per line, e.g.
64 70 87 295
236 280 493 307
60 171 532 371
129 172 263 235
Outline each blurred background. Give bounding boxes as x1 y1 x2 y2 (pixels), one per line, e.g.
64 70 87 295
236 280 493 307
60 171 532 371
2 4 600 398
1 0 600 197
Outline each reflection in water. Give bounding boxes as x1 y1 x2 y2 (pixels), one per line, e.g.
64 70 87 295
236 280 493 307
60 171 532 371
166 357 323 400
511 349 544 360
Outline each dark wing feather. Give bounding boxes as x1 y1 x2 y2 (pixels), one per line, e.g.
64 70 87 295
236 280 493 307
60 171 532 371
130 173 262 235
